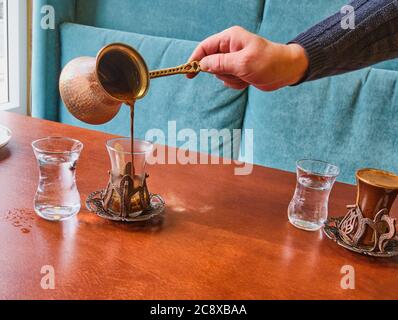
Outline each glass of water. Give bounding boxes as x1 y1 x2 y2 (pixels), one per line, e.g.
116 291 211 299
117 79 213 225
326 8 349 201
32 137 83 221
288 159 340 231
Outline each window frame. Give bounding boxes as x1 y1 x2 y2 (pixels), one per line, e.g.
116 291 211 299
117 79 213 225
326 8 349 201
0 0 27 115
0 0 9 104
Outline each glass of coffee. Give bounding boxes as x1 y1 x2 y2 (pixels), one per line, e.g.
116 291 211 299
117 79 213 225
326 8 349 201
339 169 398 250
102 138 153 218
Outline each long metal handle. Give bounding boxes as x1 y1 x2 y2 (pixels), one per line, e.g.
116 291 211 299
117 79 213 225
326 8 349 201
149 61 201 79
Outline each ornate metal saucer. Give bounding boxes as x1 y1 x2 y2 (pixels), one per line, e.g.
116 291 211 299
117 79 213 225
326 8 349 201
86 191 165 223
324 205 398 258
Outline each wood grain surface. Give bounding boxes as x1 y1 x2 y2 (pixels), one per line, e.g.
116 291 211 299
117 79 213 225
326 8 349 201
0 111 397 300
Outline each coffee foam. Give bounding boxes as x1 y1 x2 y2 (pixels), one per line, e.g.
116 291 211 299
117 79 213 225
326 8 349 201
357 169 398 189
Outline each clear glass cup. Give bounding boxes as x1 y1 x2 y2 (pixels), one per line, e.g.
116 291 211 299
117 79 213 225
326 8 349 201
32 137 83 221
288 159 340 231
103 138 154 217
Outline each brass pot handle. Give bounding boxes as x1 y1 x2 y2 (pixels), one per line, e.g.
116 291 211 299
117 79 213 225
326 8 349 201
149 61 201 79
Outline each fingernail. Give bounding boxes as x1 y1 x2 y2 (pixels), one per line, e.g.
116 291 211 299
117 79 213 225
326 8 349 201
200 62 208 72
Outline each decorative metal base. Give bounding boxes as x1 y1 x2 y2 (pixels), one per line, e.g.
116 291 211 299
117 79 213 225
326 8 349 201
324 217 398 258
86 190 165 223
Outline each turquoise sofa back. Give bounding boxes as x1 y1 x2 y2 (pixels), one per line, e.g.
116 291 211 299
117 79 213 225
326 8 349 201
240 0 398 184
32 0 398 184
75 0 266 41
32 0 258 156
32 0 76 121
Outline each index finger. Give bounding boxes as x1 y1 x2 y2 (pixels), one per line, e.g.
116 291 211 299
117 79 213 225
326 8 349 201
188 31 232 63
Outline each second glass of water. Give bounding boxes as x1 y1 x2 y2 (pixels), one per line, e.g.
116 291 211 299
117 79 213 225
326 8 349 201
32 137 83 221
288 159 340 231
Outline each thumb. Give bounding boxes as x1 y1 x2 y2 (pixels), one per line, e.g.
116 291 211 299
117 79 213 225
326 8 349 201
200 53 240 75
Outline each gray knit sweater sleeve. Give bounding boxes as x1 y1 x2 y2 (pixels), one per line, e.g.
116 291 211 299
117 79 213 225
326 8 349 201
291 0 398 82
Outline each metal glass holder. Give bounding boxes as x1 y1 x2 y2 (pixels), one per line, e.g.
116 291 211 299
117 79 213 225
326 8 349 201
86 173 165 223
324 205 398 258
87 190 165 223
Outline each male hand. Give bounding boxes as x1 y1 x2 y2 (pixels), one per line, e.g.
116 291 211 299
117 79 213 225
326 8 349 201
188 26 309 91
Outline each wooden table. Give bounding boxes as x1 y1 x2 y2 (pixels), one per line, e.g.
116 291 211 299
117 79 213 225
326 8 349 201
0 111 397 300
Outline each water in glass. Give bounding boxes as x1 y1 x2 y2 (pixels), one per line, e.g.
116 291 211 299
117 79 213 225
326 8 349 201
288 160 339 231
32 137 83 221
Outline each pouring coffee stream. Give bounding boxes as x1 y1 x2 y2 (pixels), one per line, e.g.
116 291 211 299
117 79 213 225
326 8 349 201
60 43 202 186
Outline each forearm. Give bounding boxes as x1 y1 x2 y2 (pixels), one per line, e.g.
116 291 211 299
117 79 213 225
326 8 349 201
291 0 398 82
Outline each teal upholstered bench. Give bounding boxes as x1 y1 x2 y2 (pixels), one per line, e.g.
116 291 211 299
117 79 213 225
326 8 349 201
32 0 398 184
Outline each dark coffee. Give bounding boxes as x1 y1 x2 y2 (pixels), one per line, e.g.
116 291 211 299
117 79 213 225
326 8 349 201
129 101 136 177
97 50 143 101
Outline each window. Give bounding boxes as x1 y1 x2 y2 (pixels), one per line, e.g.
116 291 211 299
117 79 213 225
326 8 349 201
0 0 27 114
0 0 7 104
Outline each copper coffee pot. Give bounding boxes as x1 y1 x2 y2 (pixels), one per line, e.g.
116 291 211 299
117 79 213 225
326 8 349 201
59 43 201 125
